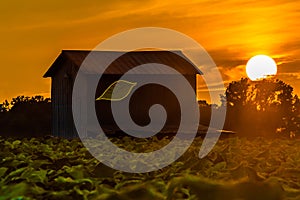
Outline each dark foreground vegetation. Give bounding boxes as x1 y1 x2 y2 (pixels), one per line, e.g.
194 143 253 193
1 136 300 199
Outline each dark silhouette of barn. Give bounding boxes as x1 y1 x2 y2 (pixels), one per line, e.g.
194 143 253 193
43 50 202 138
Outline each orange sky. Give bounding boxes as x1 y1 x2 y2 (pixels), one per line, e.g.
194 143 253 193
1 0 300 103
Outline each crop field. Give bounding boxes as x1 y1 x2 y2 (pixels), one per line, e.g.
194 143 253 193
0 135 300 200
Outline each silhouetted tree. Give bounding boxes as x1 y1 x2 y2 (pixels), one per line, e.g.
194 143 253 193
223 78 300 137
226 78 251 107
0 96 51 137
0 100 9 113
198 100 211 126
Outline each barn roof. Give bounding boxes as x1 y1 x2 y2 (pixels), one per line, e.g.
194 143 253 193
43 50 202 77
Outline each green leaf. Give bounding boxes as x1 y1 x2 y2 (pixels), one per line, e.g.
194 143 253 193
6 167 27 180
47 190 71 199
12 140 21 148
0 167 8 178
23 169 48 183
96 80 137 101
212 161 226 171
0 182 29 200
54 176 74 183
74 185 90 199
30 159 52 169
65 165 86 179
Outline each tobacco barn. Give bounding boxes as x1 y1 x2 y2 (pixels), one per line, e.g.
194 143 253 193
43 50 202 138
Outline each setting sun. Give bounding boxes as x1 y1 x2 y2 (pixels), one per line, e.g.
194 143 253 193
246 55 277 81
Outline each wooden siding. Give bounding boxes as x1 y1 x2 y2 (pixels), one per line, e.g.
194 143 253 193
51 59 77 138
92 74 196 135
45 50 200 138
52 73 196 138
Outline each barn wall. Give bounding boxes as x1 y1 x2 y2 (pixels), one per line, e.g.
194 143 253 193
51 68 196 138
51 59 77 138
92 74 197 135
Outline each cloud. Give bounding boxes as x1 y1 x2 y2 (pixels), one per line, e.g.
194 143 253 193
207 48 247 69
278 59 300 73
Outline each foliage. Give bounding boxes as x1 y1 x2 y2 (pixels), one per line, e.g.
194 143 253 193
8 96 50 111
223 78 300 137
0 100 9 113
198 100 212 126
1 136 300 199
0 96 51 137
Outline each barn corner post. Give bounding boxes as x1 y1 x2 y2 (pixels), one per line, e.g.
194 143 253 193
43 51 80 138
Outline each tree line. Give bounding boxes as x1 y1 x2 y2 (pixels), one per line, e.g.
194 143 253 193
0 96 51 137
1 78 299 138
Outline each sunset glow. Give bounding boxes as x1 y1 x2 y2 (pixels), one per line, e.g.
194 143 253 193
0 1 300 102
